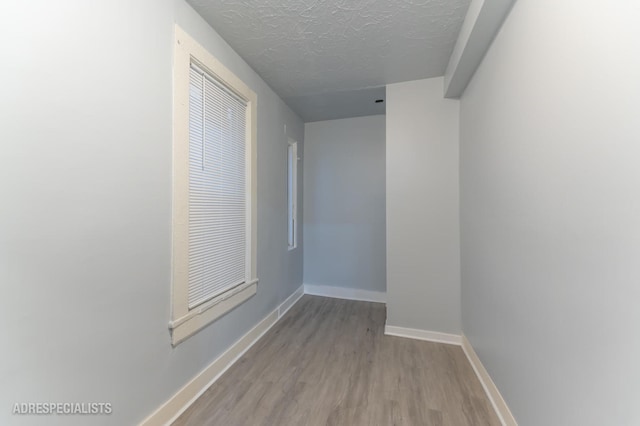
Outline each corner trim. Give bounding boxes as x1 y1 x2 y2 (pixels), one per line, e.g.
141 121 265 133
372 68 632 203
384 325 462 345
139 285 304 426
461 335 518 426
303 284 386 303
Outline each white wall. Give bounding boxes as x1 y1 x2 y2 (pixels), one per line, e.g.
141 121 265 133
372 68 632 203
386 78 461 334
460 0 640 424
0 1 303 425
303 115 386 293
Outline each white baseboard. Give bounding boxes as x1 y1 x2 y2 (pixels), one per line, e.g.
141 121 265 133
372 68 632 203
461 335 517 426
383 324 516 426
278 285 304 318
304 283 386 303
384 324 462 345
139 285 305 426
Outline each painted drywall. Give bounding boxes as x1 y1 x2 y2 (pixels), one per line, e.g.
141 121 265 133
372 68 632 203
386 78 461 334
0 1 303 425
460 0 640 424
303 115 386 293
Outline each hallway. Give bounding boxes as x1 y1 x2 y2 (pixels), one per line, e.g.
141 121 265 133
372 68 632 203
174 296 499 425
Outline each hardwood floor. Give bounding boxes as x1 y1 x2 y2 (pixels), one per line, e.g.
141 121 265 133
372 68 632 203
173 295 500 426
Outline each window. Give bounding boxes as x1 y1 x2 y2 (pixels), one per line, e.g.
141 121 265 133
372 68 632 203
287 140 298 250
170 26 258 346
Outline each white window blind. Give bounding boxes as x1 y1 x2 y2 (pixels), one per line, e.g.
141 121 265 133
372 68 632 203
188 63 248 309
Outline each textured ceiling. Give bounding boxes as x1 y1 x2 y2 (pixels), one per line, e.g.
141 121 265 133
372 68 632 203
188 0 470 120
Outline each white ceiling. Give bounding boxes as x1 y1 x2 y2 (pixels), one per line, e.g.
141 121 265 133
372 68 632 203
188 0 471 121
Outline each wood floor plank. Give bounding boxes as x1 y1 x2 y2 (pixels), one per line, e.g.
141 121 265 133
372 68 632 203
173 295 501 426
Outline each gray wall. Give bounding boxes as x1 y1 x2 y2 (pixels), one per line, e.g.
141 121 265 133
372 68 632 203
460 0 640 424
303 115 386 293
0 1 303 425
386 78 461 334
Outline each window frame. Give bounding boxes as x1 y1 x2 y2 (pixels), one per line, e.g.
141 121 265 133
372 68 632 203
170 25 258 346
287 140 298 250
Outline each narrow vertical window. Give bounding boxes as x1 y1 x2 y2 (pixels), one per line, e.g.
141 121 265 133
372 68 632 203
287 141 298 250
187 63 247 309
171 26 258 345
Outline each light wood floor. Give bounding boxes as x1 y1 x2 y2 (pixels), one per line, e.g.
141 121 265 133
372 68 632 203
173 295 500 426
